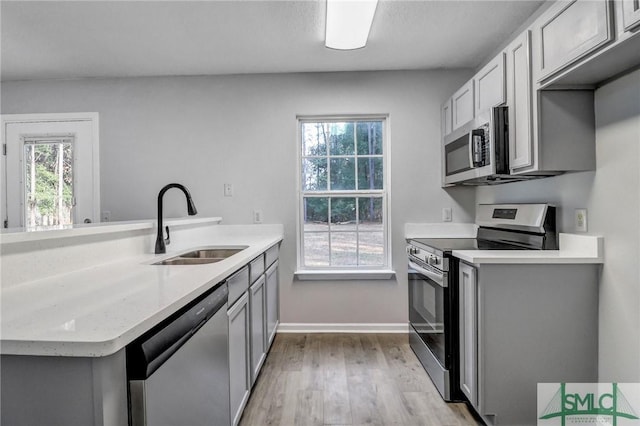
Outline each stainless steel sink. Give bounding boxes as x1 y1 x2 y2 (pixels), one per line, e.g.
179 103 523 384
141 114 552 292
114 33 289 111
153 246 248 265
180 248 246 259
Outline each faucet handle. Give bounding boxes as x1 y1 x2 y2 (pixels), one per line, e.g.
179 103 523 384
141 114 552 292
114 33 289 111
164 226 171 245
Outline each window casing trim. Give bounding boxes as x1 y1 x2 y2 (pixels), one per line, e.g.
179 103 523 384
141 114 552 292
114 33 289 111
296 114 392 273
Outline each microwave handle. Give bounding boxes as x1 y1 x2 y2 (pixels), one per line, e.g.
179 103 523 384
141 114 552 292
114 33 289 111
471 130 485 167
468 132 475 169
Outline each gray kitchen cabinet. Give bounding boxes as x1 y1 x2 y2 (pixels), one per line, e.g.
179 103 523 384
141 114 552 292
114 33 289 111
505 31 534 171
249 275 266 385
441 98 453 136
473 53 505 117
451 81 474 131
536 0 613 82
228 292 250 426
458 262 599 425
621 0 640 31
265 260 279 350
1 350 128 426
228 265 250 307
458 262 478 407
504 28 596 177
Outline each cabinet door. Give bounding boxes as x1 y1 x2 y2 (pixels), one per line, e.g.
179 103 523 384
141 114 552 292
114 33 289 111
442 98 453 136
228 293 250 426
249 275 266 385
506 31 534 171
265 261 279 350
622 0 640 31
537 0 613 81
473 53 506 116
459 262 478 407
452 81 474 130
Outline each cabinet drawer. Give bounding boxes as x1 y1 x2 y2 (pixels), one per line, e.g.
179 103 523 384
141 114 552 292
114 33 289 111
227 266 249 306
265 244 280 268
249 255 265 283
537 0 613 81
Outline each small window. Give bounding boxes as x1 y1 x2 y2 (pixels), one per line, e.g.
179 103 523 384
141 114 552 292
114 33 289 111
23 136 75 230
297 116 390 271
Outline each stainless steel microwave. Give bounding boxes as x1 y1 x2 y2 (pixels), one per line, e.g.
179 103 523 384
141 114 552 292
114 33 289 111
442 106 512 186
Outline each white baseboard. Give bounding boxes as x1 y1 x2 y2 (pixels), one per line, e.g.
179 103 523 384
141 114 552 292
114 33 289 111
277 323 408 334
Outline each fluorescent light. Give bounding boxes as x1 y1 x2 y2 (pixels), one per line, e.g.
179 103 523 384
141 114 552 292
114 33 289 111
325 0 379 50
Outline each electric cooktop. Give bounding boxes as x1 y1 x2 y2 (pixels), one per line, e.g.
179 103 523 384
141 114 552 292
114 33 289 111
409 238 529 253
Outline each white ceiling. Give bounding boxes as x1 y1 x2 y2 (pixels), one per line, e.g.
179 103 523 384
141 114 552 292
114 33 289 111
1 0 545 82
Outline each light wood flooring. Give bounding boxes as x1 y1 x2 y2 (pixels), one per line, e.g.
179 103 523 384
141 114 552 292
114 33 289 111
239 333 480 426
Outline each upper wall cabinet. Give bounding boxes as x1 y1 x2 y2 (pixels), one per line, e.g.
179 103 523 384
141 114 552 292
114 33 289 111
442 98 453 136
536 0 614 82
505 31 533 171
621 0 640 31
451 81 474 131
473 53 506 117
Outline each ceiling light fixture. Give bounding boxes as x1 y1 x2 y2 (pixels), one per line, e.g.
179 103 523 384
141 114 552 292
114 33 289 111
325 0 379 50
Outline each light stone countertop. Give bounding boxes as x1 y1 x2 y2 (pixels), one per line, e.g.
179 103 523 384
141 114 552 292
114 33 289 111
453 234 604 264
405 224 604 264
0 224 283 357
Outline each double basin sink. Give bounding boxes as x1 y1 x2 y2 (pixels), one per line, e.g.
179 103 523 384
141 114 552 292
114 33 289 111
153 246 248 265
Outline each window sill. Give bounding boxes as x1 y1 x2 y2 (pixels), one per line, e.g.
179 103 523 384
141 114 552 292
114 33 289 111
294 270 396 281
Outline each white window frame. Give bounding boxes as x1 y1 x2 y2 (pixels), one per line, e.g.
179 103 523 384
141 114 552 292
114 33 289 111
295 114 394 280
1 112 100 229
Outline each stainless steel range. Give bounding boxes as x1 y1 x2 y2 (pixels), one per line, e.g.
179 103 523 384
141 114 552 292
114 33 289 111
406 203 557 401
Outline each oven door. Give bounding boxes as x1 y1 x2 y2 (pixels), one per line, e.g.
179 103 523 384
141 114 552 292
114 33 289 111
408 259 449 368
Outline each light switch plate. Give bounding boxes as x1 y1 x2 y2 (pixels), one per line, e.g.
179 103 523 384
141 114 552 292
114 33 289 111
575 208 587 232
253 209 263 224
442 208 452 222
224 183 233 197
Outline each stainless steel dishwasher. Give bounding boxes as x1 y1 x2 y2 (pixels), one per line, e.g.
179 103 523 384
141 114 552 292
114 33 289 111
127 282 230 426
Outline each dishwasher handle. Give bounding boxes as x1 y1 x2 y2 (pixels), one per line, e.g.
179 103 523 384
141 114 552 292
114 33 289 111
127 283 228 380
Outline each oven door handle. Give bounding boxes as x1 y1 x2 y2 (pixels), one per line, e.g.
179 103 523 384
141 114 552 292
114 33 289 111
408 260 447 288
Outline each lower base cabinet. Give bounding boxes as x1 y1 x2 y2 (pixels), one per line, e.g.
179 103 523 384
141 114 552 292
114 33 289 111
458 262 478 407
228 292 250 426
249 275 266 385
459 262 599 425
233 244 280 425
265 260 279 349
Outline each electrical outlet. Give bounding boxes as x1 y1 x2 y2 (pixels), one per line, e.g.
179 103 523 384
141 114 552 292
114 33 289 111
442 207 452 222
253 209 263 224
102 211 111 222
575 208 588 232
224 183 233 197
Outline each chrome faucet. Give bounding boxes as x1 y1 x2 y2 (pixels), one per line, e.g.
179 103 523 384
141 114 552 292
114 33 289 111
155 183 198 254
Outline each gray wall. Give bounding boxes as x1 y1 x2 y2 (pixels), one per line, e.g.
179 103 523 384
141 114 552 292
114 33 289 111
2 70 475 324
477 69 640 382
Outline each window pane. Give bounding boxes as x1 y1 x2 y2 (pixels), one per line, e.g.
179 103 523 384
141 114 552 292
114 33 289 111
302 158 327 191
303 197 328 232
329 122 355 156
302 122 327 156
330 158 355 190
331 197 356 231
357 121 383 155
298 117 388 271
358 232 385 266
358 197 383 231
304 233 330 266
357 157 383 190
331 232 357 266
24 141 74 230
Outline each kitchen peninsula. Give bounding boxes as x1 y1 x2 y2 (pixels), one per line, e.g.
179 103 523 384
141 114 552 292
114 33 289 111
1 219 283 425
